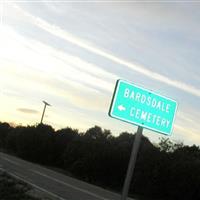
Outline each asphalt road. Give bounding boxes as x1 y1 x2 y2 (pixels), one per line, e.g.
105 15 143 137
0 152 135 200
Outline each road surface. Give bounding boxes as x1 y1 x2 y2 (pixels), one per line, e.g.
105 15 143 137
0 152 135 200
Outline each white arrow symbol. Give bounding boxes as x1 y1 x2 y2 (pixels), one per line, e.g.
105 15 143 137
118 105 126 111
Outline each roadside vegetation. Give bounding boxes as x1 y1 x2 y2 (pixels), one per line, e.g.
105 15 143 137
0 170 41 200
0 122 200 200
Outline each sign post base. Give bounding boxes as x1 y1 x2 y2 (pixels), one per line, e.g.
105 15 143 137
121 126 143 200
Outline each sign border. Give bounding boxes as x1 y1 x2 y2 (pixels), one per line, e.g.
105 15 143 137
109 79 178 136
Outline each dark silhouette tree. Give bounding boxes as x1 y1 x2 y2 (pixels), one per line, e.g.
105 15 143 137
1 121 200 200
0 122 12 149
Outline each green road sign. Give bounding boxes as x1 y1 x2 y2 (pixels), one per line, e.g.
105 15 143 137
109 80 177 135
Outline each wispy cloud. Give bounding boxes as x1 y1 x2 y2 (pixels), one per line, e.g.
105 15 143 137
17 108 39 114
2 3 200 145
0 25 112 113
0 24 116 93
12 3 200 98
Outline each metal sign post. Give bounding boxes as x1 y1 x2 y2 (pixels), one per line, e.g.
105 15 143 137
121 126 143 200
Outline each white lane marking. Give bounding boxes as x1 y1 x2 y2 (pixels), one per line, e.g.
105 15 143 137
32 170 111 200
2 157 22 167
7 171 67 200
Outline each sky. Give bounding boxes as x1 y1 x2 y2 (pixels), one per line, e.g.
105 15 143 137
0 1 200 145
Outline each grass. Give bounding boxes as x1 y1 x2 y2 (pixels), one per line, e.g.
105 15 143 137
0 170 42 200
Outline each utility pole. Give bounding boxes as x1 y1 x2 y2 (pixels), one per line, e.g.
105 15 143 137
40 101 51 124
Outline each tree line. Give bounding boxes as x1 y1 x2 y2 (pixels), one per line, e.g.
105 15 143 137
0 122 200 200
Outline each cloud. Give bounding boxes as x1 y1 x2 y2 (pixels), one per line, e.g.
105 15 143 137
0 29 111 113
12 3 200 98
1 88 22 98
3 3 200 144
0 24 116 94
174 124 200 145
17 108 39 114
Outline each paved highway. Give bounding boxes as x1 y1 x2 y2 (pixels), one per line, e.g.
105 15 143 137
0 152 135 200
